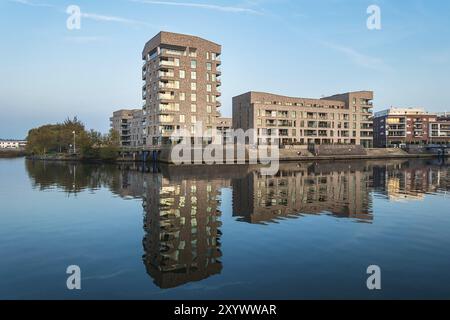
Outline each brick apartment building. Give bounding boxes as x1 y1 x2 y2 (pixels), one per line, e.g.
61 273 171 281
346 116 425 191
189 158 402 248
232 91 374 148
142 32 222 147
110 109 145 147
373 108 450 147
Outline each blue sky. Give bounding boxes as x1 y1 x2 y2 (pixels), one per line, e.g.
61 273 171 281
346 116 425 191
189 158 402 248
1 0 450 138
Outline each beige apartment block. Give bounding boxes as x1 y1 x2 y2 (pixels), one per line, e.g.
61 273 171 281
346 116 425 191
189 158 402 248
142 32 222 148
232 91 374 148
110 109 144 147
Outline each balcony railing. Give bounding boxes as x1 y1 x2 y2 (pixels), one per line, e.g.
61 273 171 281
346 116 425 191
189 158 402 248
159 59 179 67
158 93 175 100
159 81 179 90
159 70 175 78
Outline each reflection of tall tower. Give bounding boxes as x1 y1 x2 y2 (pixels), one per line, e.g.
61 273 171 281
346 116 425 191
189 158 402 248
142 174 223 289
232 162 373 224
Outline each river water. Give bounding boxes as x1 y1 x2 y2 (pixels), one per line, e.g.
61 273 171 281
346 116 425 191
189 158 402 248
0 157 449 299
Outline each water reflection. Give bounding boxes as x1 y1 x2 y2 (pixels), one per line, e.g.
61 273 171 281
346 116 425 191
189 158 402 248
233 162 374 224
141 173 226 289
25 158 450 289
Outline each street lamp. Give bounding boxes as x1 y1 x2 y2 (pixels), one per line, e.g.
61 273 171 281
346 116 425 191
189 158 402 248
72 131 76 154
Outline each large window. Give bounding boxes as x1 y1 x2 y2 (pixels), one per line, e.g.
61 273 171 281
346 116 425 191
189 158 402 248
191 60 197 69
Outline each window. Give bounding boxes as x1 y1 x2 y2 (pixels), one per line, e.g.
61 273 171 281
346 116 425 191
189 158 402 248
191 83 197 91
179 70 185 79
191 71 196 80
179 92 185 101
206 95 210 103
206 73 210 81
207 105 212 113
353 98 356 105
191 104 197 112
206 52 210 60
180 115 185 123
211 74 216 82
191 116 197 124
206 84 212 92
206 62 212 71
191 60 197 69
292 111 297 118
212 53 216 60
191 93 197 102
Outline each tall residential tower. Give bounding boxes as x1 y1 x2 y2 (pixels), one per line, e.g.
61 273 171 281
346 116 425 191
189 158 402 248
142 32 222 148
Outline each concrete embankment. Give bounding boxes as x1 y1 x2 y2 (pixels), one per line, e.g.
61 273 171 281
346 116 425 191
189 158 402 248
25 147 448 164
279 148 440 162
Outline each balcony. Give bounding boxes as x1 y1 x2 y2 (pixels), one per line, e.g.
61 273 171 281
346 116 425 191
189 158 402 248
160 48 184 57
158 70 175 79
159 103 180 113
159 125 175 136
159 58 179 68
388 131 406 137
159 81 179 90
158 92 175 101
159 115 175 123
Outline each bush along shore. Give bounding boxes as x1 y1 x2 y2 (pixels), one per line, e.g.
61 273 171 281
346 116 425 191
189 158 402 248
25 117 121 162
0 149 26 158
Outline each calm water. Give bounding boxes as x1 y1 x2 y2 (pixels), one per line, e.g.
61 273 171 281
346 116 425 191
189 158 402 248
1 157 450 300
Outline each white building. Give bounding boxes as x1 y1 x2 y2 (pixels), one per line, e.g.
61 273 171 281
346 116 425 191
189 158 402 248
0 140 27 149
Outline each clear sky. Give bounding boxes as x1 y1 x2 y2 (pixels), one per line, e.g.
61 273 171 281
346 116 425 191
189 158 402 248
1 0 450 139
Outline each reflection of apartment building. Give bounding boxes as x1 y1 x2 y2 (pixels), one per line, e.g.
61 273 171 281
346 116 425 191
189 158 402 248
142 174 224 289
374 107 450 147
232 91 374 148
142 32 222 147
110 109 144 147
232 162 373 224
372 160 450 200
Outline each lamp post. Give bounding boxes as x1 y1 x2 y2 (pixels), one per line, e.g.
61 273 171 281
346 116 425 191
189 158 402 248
72 131 76 154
